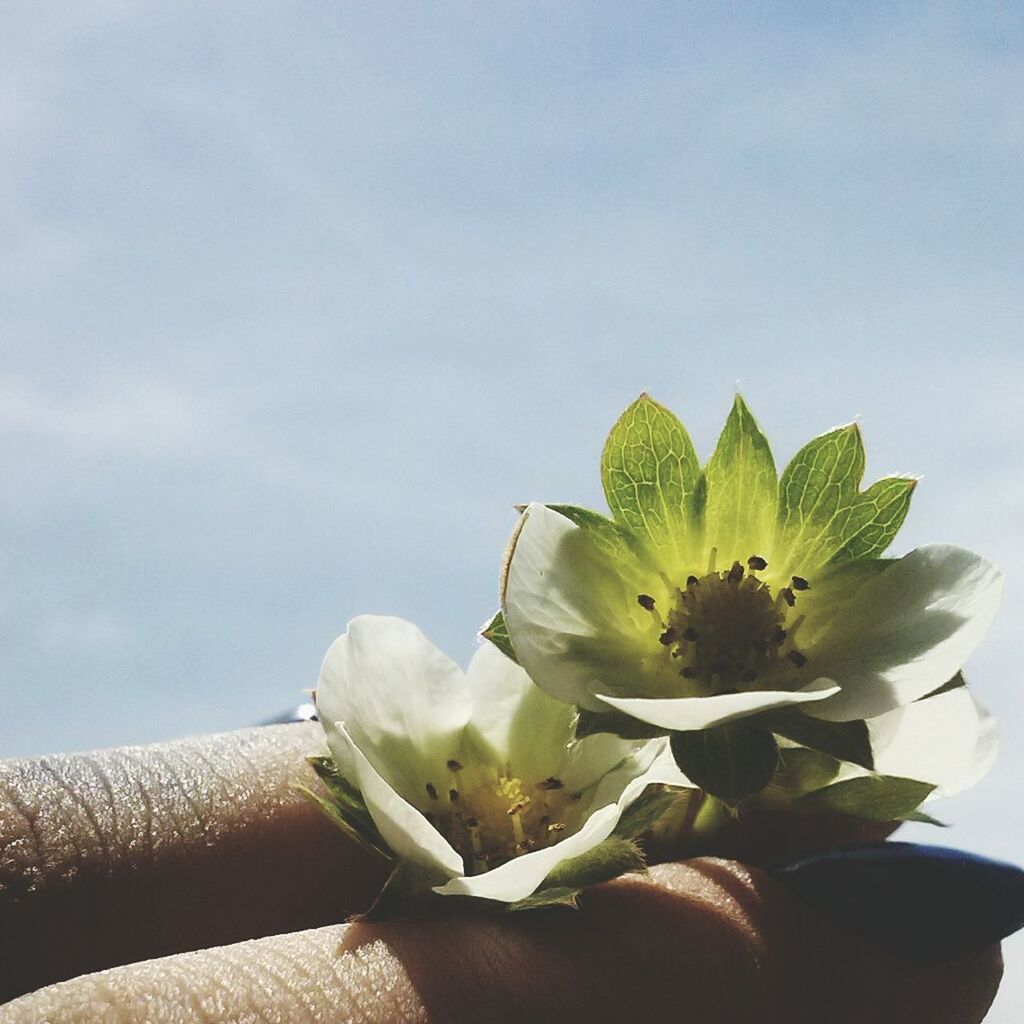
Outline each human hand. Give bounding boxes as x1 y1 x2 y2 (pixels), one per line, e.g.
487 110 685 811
0 724 1004 1023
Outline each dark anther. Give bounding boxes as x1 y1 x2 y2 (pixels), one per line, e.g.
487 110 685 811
447 759 463 771
748 555 768 571
788 650 807 667
792 576 810 591
449 789 460 803
637 593 656 610
781 587 796 607
769 626 787 645
741 670 759 682
728 561 744 583
570 792 583 802
426 783 439 800
475 852 488 861
680 666 697 678
686 575 700 588
659 628 677 646
683 626 699 641
465 816 479 828
539 776 565 790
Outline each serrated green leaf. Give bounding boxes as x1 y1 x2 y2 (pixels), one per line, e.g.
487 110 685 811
575 707 668 740
542 836 647 890
779 423 865 566
480 610 518 663
670 722 779 805
767 747 841 796
762 712 874 770
506 886 582 912
703 394 777 560
798 775 935 821
832 477 917 561
612 784 680 839
599 394 702 559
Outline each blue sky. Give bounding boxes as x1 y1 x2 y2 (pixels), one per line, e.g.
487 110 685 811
2 1 1023 1011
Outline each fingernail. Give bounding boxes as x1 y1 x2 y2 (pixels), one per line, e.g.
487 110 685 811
769 841 1024 962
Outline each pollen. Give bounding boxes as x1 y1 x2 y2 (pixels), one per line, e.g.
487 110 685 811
421 765 580 875
646 555 811 693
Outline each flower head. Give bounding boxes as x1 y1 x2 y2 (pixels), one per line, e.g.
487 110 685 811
500 394 1001 801
312 615 683 913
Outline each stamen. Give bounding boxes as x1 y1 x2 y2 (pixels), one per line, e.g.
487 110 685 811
727 560 744 584
659 628 677 646
686 575 699 589
788 650 807 667
707 547 718 573
538 777 564 791
768 625 787 645
449 788 460 803
426 783 439 801
747 555 768 571
637 593 656 611
791 576 810 591
780 587 796 607
547 822 567 834
447 759 463 772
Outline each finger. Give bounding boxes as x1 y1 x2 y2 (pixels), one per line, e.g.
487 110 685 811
1 859 1002 1024
0 724 387 1001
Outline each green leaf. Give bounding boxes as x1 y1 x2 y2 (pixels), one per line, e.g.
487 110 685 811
359 861 439 921
831 477 917 562
295 784 392 861
768 747 841 796
575 707 668 740
703 394 778 561
779 423 865 567
612 784 680 839
670 722 779 805
480 610 518 663
797 775 935 821
762 711 874 770
507 886 581 912
599 394 702 559
542 835 647 890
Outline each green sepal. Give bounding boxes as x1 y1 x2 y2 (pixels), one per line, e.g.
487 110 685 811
919 671 965 701
506 886 582 912
797 774 935 821
761 711 874 770
575 707 668 740
831 476 917 562
767 746 842 797
599 394 702 558
670 723 779 805
359 861 441 922
703 394 778 560
547 503 643 566
612 784 680 839
902 810 948 827
543 835 647 890
778 422 865 568
306 755 391 859
480 610 518 663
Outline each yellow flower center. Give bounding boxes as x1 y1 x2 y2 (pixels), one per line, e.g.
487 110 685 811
638 552 810 694
421 761 581 874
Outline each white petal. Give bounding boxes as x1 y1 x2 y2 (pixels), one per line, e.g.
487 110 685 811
463 642 575 780
869 687 998 798
804 546 1002 721
502 503 645 711
316 615 472 802
596 681 840 731
433 803 622 902
328 723 463 879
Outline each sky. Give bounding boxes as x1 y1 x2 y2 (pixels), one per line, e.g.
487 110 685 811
1 1 1023 1016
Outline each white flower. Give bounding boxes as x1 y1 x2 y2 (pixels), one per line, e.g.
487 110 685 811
501 397 1003 734
314 615 684 907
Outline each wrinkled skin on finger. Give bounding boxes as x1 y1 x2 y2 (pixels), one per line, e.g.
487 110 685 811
0 860 1002 1024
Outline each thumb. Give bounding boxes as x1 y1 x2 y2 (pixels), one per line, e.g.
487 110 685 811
0 859 1002 1024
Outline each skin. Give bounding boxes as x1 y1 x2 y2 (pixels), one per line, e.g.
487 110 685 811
0 724 1003 1023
